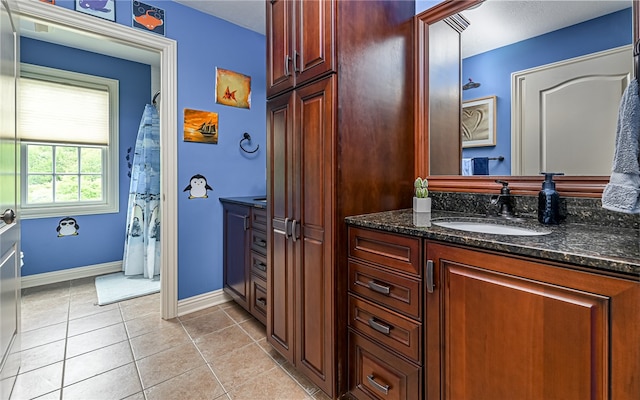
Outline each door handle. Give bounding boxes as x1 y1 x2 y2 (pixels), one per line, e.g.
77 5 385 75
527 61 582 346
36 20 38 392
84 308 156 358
284 217 291 239
293 51 300 73
242 215 249 231
291 219 297 242
2 209 15 224
284 54 292 77
426 259 435 293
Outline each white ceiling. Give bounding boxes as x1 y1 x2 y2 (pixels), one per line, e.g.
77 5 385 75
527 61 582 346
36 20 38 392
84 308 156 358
174 0 266 34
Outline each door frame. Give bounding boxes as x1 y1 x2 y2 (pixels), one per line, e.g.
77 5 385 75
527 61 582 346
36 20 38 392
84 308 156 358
17 1 179 319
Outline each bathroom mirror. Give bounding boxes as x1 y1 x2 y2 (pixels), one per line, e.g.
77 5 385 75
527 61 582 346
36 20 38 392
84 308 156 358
415 0 638 197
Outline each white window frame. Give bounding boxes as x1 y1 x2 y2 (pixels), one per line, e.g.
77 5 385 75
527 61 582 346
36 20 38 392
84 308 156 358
19 63 119 219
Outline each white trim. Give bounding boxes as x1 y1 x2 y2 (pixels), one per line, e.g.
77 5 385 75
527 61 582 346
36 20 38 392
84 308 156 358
18 1 179 319
21 261 121 289
177 289 233 317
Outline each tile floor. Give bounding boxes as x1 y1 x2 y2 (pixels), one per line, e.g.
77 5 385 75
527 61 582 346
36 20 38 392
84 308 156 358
2 277 332 400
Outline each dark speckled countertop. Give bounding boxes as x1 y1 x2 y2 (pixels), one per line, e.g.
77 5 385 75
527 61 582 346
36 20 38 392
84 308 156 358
345 208 640 279
219 195 267 209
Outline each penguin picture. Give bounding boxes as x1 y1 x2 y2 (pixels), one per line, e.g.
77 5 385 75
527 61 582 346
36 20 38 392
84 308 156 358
183 174 213 199
57 217 79 237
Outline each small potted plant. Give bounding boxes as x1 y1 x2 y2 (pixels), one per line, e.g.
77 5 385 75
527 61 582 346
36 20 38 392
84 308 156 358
413 177 431 213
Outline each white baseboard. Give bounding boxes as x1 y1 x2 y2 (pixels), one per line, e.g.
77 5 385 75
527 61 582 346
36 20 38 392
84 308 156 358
21 261 122 289
177 289 233 317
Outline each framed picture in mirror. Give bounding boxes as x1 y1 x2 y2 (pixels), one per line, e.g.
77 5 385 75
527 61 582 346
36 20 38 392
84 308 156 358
74 0 115 21
462 95 496 148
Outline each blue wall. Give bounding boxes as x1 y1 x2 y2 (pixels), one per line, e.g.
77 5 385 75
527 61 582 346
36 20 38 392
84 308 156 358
24 1 267 301
461 8 631 175
20 38 151 276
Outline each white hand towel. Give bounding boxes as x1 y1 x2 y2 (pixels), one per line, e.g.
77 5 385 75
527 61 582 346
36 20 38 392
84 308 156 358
462 158 473 176
602 79 640 213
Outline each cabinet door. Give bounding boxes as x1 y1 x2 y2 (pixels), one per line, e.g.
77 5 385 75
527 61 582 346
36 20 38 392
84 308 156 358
266 91 295 362
266 0 294 98
294 76 335 396
222 203 251 311
294 0 334 87
426 243 640 400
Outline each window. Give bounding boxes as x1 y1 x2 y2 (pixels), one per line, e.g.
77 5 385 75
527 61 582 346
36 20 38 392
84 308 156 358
19 64 119 219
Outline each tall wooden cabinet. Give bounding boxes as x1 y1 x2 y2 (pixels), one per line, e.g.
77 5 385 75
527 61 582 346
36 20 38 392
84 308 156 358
266 0 416 397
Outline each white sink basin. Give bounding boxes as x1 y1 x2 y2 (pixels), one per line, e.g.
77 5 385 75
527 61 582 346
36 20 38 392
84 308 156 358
432 219 551 236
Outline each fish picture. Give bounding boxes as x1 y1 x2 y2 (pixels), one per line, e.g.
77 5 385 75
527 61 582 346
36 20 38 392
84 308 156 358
132 1 165 36
74 0 115 21
215 68 251 109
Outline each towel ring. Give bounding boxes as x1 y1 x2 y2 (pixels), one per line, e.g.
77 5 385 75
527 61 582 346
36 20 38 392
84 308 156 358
240 132 259 153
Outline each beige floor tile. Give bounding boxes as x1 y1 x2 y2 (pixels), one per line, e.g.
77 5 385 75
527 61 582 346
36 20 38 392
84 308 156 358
14 339 66 374
144 364 225 400
122 392 146 400
209 342 279 390
119 293 160 321
181 309 235 340
221 303 253 324
124 312 177 338
226 365 310 400
257 338 288 365
21 303 69 332
177 305 221 322
67 308 122 337
129 322 190 360
9 362 63 400
63 340 134 386
195 325 254 362
33 389 61 399
20 321 68 350
136 342 205 389
61 363 142 400
238 318 266 341
65 323 128 358
22 281 69 297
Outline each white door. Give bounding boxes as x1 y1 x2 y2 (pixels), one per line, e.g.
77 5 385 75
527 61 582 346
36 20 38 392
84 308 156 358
512 46 632 176
0 0 20 394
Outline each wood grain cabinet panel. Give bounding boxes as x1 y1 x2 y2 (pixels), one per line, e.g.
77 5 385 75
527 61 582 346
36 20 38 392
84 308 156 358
349 227 422 277
426 242 640 400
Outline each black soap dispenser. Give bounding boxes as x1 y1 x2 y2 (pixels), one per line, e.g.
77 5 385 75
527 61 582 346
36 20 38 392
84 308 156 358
538 172 564 225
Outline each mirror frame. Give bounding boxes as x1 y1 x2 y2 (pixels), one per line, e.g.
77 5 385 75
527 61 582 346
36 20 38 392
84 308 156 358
414 0 638 197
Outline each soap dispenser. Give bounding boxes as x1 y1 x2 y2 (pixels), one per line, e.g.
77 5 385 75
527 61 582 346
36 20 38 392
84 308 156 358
538 172 564 225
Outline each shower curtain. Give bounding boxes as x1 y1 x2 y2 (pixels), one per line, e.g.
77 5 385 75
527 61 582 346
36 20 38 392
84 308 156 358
122 104 160 279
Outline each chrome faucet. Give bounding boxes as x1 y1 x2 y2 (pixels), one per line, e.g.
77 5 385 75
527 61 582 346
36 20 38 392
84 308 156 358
491 180 516 218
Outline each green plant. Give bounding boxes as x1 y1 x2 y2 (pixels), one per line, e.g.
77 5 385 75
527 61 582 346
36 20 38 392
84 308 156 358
414 177 429 198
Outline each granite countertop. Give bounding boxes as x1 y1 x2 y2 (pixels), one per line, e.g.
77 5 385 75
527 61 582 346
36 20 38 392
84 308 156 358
219 195 267 209
345 209 640 278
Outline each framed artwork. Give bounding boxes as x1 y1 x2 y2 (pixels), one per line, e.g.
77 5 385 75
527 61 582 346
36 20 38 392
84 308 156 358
133 1 165 36
462 95 496 148
215 68 251 109
183 108 219 144
74 0 116 21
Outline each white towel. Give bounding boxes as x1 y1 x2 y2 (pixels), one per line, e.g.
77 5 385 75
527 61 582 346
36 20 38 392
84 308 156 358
462 158 473 176
602 79 640 213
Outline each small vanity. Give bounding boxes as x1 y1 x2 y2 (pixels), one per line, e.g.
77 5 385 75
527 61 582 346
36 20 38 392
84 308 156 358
345 194 640 399
220 196 268 324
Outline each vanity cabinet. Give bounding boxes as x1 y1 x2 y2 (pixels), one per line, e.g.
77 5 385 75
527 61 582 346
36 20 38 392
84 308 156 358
347 227 423 400
221 201 268 324
266 1 416 397
426 242 640 400
266 0 334 98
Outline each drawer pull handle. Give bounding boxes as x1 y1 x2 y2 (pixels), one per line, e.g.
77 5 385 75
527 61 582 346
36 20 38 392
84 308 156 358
254 261 267 272
256 298 267 307
255 239 267 247
368 318 391 335
367 374 390 395
367 281 391 295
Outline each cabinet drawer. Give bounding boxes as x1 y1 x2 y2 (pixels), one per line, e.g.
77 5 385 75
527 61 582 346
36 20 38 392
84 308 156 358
349 260 421 320
349 295 421 364
349 330 421 400
250 251 267 280
251 275 267 325
252 207 267 232
251 229 267 255
349 227 421 276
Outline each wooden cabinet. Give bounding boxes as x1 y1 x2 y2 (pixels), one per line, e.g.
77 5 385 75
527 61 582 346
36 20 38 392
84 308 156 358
426 242 640 400
266 1 416 397
221 201 268 324
347 227 423 400
266 0 334 98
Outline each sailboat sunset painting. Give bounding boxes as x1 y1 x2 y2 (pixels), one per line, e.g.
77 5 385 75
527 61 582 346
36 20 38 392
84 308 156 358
215 68 251 109
184 108 219 144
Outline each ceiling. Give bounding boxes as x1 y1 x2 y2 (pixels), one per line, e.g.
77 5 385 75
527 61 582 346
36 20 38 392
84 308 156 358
174 0 266 34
